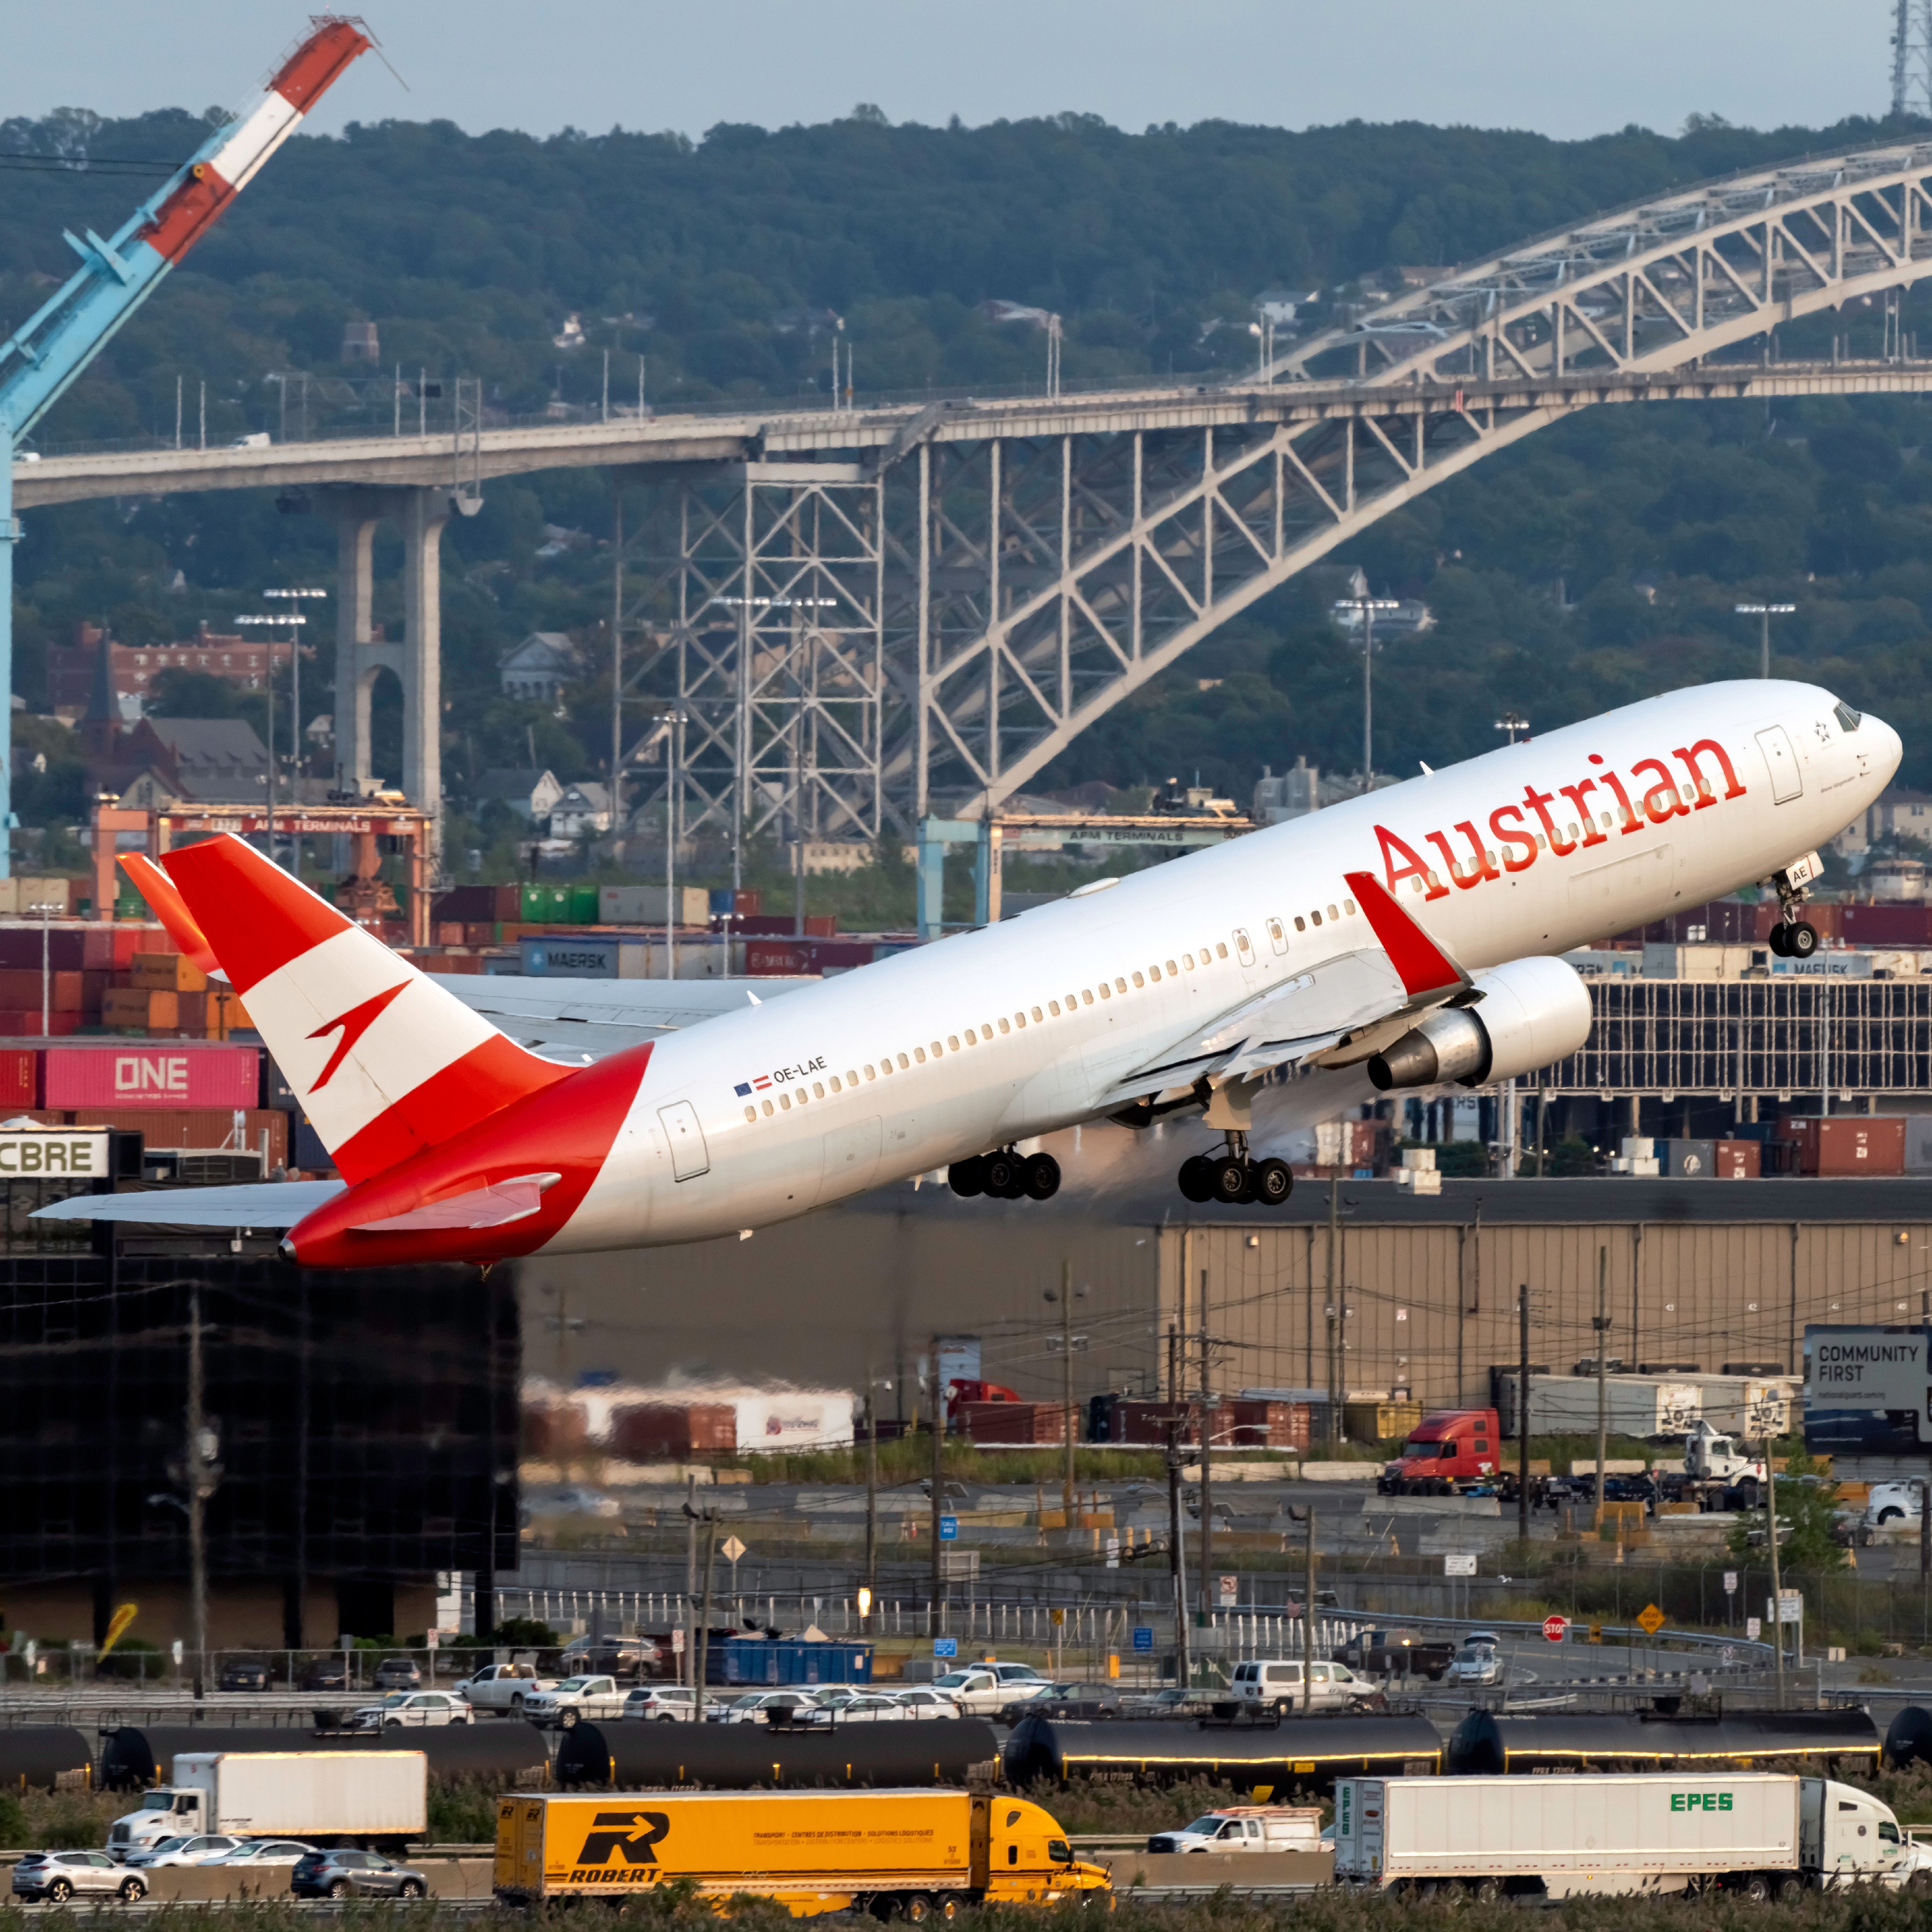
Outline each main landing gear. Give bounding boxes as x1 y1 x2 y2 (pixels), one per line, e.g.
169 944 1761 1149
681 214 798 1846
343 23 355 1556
949 1148 1061 1201
1767 919 1819 959
1176 1133 1293 1208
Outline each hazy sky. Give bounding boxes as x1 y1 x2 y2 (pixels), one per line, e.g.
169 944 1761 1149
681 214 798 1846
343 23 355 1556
0 2 1901 144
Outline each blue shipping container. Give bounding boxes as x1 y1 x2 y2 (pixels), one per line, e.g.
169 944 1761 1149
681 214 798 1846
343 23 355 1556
712 1638 873 1687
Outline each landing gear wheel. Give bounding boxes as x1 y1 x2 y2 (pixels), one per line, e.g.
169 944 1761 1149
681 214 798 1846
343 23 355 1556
1211 1156 1249 1203
948 1156 987 1198
1253 1158 1293 1206
1786 920 1820 959
1236 1162 1260 1204
1178 1156 1215 1203
982 1151 1021 1198
1022 1152 1061 1201
1768 923 1792 957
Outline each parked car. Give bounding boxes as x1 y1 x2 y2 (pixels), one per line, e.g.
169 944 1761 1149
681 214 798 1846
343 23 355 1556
291 1850 428 1900
1120 1687 1214 1717
885 1688 964 1719
622 1685 698 1722
298 1656 349 1691
925 1667 1013 1716
454 1661 553 1713
124 1835 241 1869
712 1690 826 1725
216 1656 272 1692
559 1634 660 1679
206 1840 316 1867
1229 1658 1371 1713
1147 1806 1324 1854
519 1674 631 1728
346 1690 474 1730
806 1694 919 1724
14 1852 146 1903
372 1655 422 1691
1444 1642 1503 1686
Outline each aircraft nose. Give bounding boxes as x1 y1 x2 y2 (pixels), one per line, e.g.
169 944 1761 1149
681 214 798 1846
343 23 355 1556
1866 708 1905 784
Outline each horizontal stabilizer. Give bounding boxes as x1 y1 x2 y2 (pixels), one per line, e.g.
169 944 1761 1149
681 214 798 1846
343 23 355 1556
31 1180 345 1228
349 1172 560 1233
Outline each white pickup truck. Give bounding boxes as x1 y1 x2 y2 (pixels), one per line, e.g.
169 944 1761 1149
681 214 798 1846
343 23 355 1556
517 1674 631 1729
453 1663 554 1714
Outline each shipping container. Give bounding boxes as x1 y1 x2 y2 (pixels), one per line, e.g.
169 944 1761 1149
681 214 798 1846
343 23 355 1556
152 1750 426 1847
42 1044 260 1111
1781 1116 1907 1177
1333 1772 1915 1899
608 1401 737 1459
0 877 73 920
1499 1372 1702 1438
0 969 87 1013
1114 1399 1236 1448
1716 1139 1762 1179
520 885 574 924
960 1400 1071 1445
128 953 207 993
493 1789 1108 1911
1840 903 1932 946
0 924 167 973
598 884 711 927
432 884 521 924
716 1637 872 1687
1664 1138 1718 1178
523 1397 592 1460
1230 1398 1312 1451
103 988 178 1031
0 1048 36 1108
44 1107 287 1169
1345 1399 1422 1443
0 1011 80 1039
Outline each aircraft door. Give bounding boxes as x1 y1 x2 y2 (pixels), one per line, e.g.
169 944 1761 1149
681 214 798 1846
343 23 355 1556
1756 725 1804 803
657 1101 710 1181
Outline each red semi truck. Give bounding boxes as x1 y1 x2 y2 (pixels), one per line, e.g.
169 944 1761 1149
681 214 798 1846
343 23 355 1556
1377 1408 1500 1495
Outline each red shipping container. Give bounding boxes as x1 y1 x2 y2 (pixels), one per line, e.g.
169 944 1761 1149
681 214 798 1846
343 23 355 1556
0 1048 34 1107
1781 1115 1906 1176
609 1402 738 1459
961 1400 1073 1445
1715 1139 1762 1179
462 923 497 949
522 1397 591 1459
43 1043 260 1109
1839 903 1932 946
1229 1398 1311 1450
0 969 84 1011
0 1012 79 1040
47 1105 287 1168
1115 1399 1236 1448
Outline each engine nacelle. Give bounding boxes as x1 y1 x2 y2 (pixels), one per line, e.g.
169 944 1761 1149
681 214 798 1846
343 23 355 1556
1367 956 1591 1093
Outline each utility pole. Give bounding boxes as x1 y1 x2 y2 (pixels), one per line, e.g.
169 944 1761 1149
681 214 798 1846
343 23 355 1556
1517 1283 1531 1548
1922 1281 1930 1586
929 1341 944 1638
1197 1271 1214 1623
692 1506 719 1720
1166 1418 1190 1690
1765 1443 1787 1706
1060 1262 1076 1523
1302 1504 1316 1713
683 1471 697 1687
1594 1247 1610 1525
1325 1178 1340 1452
864 1369 878 1625
185 1286 213 1701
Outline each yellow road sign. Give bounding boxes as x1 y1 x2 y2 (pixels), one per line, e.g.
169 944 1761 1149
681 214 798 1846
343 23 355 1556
1049 1607 1065 1626
1636 1602 1666 1635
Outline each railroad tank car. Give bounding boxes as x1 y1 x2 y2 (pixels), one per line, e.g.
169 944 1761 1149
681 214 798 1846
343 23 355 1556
1002 1712 1442 1792
555 1716 999 1790
1882 1705 1932 1769
1446 1706 1883 1777
0 1726 93 1792
101 1720 550 1789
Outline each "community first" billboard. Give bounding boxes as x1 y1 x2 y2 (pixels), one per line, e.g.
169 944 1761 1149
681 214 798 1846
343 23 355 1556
1805 1325 1932 1455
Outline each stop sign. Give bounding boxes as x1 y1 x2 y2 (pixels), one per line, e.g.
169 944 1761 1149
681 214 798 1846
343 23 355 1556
1543 1614 1569 1643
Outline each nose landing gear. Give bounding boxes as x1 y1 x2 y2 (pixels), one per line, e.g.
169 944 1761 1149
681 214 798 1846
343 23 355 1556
948 1148 1061 1201
1176 1134 1293 1207
1768 859 1821 958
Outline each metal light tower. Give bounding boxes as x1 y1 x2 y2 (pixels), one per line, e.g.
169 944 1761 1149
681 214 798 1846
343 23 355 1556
1335 578 1401 794
1735 602 1796 678
263 588 328 876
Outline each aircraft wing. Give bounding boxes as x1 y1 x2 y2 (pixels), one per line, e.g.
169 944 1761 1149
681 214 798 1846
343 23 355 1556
428 974 816 1061
1100 869 1473 1103
32 1180 344 1228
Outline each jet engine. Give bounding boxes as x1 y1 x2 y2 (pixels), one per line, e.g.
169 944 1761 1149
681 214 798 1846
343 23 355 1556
1367 956 1591 1092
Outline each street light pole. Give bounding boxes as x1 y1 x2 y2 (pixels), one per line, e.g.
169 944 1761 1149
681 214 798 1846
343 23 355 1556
1735 602 1796 679
1335 580 1401 794
30 900 58 1037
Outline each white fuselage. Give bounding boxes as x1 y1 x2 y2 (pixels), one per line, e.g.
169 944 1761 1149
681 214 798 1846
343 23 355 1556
553 680 1898 1251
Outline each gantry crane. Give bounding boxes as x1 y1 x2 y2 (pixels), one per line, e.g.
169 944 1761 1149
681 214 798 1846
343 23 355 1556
0 16 372 878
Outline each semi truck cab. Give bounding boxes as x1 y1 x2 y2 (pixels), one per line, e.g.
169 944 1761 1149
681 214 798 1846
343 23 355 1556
1379 1410 1500 1495
109 1792 202 1857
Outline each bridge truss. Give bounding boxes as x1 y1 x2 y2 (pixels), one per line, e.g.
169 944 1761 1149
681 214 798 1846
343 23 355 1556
604 140 1932 850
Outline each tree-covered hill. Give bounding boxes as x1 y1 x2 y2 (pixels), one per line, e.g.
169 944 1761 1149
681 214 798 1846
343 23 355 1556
7 102 1932 828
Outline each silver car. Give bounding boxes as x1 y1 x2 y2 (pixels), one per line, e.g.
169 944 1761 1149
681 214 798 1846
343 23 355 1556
1445 1641 1503 1686
14 1852 146 1903
124 1834 241 1869
207 1839 317 1868
711 1690 825 1724
622 1685 699 1722
347 1689 474 1730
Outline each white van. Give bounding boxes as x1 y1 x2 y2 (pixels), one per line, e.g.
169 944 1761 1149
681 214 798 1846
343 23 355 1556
1228 1657 1368 1713
1147 1805 1325 1854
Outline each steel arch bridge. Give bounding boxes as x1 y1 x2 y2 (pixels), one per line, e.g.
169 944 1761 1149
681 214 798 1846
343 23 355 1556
623 136 1932 849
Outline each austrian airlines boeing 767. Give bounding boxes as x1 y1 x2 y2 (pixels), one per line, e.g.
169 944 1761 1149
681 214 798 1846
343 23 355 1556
40 679 1897 1266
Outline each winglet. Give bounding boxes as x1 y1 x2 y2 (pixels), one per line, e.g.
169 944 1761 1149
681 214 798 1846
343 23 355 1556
120 854 223 976
1343 869 1469 1000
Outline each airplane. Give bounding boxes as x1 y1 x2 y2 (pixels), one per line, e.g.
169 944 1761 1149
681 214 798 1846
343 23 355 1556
37 679 1896 1267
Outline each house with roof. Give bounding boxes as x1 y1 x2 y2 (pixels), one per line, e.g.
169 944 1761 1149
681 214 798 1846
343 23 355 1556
472 768 563 823
549 781 612 840
500 633 580 704
104 718 273 808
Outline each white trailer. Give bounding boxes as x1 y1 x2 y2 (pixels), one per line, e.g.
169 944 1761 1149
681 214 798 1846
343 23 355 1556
1505 1373 1702 1439
1333 1774 1926 1900
110 1752 426 1858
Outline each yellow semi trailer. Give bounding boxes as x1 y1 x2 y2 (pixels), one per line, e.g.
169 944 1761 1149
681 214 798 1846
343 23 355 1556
495 1788 1113 1917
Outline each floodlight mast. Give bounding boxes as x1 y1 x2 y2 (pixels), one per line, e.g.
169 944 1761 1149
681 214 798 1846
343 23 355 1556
1735 602 1796 679
0 18 372 879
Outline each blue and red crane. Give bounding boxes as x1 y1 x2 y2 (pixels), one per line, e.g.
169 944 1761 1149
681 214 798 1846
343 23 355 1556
0 17 372 876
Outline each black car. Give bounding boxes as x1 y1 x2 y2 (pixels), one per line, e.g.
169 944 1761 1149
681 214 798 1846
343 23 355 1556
291 1850 427 1899
217 1656 272 1692
298 1656 349 1691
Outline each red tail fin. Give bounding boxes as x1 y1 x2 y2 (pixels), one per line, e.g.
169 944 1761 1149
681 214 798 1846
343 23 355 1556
163 835 567 1181
120 854 221 975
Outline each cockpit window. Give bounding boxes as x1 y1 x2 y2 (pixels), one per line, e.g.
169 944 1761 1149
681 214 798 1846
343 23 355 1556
1834 701 1862 733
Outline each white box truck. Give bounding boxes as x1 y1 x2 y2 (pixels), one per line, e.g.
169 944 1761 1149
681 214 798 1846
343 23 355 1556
109 1752 427 1860
1333 1774 1929 1900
